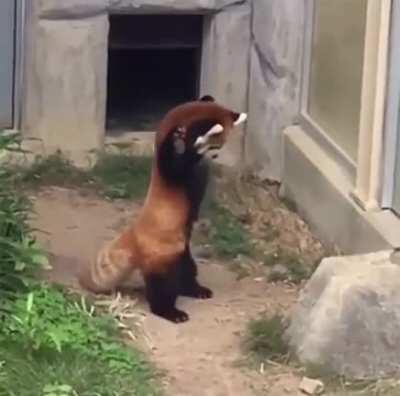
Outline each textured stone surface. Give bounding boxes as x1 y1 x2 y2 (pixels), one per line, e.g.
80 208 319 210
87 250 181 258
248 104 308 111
246 0 304 181
29 15 109 164
286 251 400 378
201 3 251 167
39 0 108 19
39 0 244 19
108 0 244 13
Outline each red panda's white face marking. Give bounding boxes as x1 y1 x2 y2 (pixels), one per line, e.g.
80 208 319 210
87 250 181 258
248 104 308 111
234 112 247 126
194 123 224 154
193 112 247 157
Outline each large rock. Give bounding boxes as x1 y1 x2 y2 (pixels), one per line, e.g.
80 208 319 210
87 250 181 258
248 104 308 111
286 251 400 378
245 0 304 181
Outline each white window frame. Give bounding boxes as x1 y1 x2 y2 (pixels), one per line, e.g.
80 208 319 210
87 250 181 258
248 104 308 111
381 0 400 209
299 0 392 211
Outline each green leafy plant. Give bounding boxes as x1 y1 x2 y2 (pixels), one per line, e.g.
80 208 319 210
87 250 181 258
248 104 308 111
0 132 49 309
0 285 160 396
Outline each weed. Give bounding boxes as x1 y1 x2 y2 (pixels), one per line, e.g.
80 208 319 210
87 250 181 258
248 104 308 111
17 152 89 188
206 202 252 259
264 247 311 284
90 153 152 200
0 132 49 307
14 151 153 200
0 343 159 396
243 314 289 362
0 285 160 396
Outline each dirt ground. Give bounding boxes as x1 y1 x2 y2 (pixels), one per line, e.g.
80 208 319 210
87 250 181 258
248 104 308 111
31 187 316 396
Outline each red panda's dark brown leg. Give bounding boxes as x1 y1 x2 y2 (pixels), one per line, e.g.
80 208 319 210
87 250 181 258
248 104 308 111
144 265 189 323
179 247 213 299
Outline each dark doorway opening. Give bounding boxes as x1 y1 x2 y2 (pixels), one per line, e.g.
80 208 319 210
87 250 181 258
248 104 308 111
106 15 203 133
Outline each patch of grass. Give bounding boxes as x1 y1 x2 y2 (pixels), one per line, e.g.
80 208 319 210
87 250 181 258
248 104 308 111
264 247 311 284
243 314 289 362
206 202 253 259
16 152 89 188
0 343 159 396
0 285 160 396
91 152 152 200
13 151 153 200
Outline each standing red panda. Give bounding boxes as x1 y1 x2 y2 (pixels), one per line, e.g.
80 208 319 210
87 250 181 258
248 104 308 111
78 95 247 323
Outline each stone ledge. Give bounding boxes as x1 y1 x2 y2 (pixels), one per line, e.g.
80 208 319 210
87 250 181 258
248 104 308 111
282 125 394 253
39 0 246 19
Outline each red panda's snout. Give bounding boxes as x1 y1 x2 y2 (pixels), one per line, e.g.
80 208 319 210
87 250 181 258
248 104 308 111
193 111 247 158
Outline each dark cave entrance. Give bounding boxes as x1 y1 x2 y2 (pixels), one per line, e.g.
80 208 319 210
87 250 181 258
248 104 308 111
106 14 203 134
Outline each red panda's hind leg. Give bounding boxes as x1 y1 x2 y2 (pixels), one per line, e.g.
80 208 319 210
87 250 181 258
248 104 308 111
144 265 189 323
179 247 213 299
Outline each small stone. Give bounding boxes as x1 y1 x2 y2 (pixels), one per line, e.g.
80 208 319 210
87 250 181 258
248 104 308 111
192 244 213 259
270 264 288 276
298 377 324 395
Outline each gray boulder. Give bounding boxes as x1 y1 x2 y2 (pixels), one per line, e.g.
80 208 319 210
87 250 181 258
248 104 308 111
285 251 400 378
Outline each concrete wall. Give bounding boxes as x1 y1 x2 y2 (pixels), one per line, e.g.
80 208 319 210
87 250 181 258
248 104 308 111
21 0 304 175
245 0 305 181
21 0 251 165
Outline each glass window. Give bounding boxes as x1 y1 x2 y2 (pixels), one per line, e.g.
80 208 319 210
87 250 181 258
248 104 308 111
308 0 368 161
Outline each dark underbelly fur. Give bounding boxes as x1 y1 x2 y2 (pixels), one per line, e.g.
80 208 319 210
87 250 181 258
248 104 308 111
145 130 213 323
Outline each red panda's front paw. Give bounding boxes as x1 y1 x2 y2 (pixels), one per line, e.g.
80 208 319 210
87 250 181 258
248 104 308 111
195 286 213 299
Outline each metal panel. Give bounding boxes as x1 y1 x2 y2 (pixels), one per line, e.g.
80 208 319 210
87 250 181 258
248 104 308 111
0 0 15 129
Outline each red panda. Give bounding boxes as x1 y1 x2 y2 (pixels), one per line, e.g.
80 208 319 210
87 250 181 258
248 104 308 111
78 95 247 323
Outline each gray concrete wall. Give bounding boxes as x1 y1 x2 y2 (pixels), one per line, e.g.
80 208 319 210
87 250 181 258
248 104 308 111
22 0 304 174
22 0 251 165
245 0 305 181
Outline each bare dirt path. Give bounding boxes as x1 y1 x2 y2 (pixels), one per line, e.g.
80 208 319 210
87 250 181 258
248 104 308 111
31 187 303 396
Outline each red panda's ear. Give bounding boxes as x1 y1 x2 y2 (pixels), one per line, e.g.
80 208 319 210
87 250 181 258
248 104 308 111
232 112 247 126
200 95 215 102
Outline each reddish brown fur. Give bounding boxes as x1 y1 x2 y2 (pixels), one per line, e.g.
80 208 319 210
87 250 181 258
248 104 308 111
79 100 241 294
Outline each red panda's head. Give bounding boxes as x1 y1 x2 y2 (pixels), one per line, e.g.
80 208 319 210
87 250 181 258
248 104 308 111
156 95 247 161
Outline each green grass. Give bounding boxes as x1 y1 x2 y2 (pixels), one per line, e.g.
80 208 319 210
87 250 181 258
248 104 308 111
14 151 152 200
0 343 158 396
205 202 253 259
243 314 289 363
0 285 160 396
91 153 152 200
17 152 89 188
